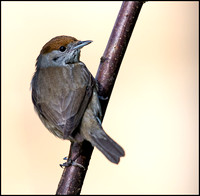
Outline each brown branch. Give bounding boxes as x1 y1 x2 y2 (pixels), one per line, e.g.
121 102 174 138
96 1 144 116
56 1 144 195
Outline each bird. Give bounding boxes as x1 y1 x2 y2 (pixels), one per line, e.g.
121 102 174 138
31 35 125 165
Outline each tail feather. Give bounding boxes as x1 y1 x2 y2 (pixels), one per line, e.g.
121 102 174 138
90 128 125 164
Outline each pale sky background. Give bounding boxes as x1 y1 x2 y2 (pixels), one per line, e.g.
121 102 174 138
2 1 199 194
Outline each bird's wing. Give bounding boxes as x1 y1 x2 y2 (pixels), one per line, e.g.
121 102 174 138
32 66 94 139
62 80 94 138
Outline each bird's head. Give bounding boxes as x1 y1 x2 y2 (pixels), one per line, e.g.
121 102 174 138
36 35 92 68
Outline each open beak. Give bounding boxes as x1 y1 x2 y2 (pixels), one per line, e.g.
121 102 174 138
73 40 92 50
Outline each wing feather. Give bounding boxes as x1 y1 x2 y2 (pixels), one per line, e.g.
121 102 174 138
32 65 94 139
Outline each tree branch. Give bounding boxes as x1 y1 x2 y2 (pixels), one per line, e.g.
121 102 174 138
96 1 144 116
56 1 144 195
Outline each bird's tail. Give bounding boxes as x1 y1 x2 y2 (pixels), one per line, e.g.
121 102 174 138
85 119 125 164
91 130 125 164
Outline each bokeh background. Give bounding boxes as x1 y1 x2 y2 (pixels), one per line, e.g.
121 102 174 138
2 1 199 194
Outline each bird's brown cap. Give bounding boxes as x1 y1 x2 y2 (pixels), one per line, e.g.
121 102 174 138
40 36 78 55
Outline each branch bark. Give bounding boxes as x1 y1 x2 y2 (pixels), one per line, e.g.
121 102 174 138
96 1 144 116
56 1 144 195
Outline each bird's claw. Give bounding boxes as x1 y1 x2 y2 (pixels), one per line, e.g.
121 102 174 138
98 95 108 101
60 157 85 170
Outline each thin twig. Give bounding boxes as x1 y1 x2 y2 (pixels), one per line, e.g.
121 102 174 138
56 1 144 195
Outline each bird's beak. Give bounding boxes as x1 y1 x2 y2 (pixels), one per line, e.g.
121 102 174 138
73 40 92 50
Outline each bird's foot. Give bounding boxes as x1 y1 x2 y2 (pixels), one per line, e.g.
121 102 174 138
98 95 108 101
60 157 85 170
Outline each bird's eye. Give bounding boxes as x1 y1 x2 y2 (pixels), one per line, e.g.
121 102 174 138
59 46 66 52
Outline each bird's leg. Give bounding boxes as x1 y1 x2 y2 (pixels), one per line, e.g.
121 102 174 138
60 156 85 170
60 142 85 170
